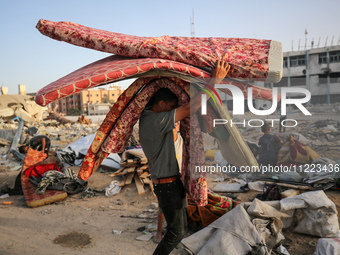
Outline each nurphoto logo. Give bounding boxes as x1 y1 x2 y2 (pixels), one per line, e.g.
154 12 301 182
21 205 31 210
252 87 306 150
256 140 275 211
200 84 312 128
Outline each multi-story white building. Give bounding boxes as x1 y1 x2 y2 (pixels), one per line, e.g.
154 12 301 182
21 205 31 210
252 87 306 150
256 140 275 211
277 44 340 104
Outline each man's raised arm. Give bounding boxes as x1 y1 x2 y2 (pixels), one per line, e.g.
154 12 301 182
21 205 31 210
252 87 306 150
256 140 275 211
175 59 230 122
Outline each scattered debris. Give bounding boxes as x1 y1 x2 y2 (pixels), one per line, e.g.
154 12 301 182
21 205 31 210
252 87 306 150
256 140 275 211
46 106 75 125
135 234 153 241
104 180 121 197
77 115 92 124
2 201 13 205
112 230 123 235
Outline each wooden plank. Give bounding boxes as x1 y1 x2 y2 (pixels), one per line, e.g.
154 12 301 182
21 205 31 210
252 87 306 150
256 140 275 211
142 178 150 184
127 167 136 173
140 165 149 171
119 175 129 187
125 172 135 185
120 162 141 168
139 172 150 179
149 182 156 198
0 137 11 146
134 174 145 195
122 168 129 175
264 181 311 190
109 167 126 177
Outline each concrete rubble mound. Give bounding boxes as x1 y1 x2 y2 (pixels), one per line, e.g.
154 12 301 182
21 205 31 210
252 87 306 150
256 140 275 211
0 95 44 124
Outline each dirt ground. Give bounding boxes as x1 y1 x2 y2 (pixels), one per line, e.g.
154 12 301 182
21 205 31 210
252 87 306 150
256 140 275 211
0 166 163 255
1 167 339 255
0 112 340 255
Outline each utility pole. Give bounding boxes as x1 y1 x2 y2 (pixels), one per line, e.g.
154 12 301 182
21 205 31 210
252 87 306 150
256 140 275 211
305 50 311 105
326 48 331 104
190 9 195 37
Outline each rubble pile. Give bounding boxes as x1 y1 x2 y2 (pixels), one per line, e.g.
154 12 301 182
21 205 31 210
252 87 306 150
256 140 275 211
306 119 340 146
0 95 44 124
239 119 340 161
306 102 340 114
0 119 100 172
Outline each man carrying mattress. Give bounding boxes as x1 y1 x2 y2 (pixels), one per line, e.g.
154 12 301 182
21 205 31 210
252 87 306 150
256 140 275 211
139 59 230 255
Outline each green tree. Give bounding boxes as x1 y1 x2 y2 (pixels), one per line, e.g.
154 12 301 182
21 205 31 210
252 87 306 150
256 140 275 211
102 94 109 103
69 108 81 116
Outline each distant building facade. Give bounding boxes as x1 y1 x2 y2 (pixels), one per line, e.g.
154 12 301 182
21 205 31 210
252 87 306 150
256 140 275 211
276 44 340 104
50 84 124 115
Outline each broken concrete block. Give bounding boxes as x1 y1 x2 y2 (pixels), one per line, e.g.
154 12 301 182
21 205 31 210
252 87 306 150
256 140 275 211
14 108 35 123
326 125 337 132
24 100 43 116
326 134 335 141
0 108 15 118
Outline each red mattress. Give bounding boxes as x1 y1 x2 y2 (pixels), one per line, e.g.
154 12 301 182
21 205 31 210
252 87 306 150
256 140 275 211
36 19 282 83
35 55 278 106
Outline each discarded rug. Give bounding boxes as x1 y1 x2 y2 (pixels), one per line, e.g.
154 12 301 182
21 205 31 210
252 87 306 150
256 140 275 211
187 191 233 227
21 149 67 208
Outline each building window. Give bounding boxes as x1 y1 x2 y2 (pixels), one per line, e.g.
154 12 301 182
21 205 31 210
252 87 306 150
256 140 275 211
96 94 99 97
319 53 327 63
319 72 340 84
273 76 306 87
90 94 92 97
319 51 340 64
283 57 288 68
330 51 340 63
290 55 305 67
112 94 115 96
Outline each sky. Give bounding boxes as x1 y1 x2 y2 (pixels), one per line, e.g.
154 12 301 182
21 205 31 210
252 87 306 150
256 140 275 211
0 0 339 95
